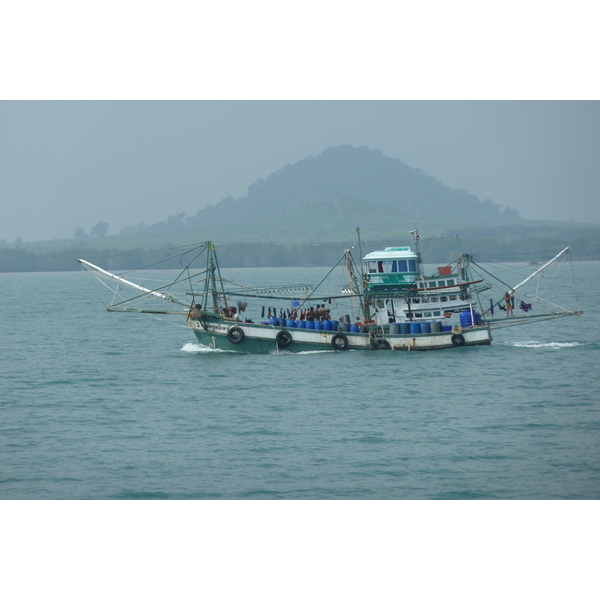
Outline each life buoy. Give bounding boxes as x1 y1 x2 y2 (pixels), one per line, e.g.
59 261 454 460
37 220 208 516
331 333 349 351
276 329 293 349
375 338 391 350
227 326 245 344
451 333 465 347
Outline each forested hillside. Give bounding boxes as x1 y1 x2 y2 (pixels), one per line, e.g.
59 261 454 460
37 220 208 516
131 145 521 239
3 145 598 271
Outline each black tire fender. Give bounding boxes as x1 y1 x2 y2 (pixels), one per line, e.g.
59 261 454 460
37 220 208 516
227 326 245 344
451 333 465 347
331 333 349 351
276 329 293 349
376 338 391 350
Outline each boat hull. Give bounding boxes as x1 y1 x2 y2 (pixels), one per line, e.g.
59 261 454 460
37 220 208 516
191 320 493 353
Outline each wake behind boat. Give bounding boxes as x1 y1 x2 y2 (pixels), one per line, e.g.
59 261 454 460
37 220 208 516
78 231 582 353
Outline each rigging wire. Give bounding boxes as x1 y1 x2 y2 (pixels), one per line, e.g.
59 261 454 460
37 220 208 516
469 259 514 289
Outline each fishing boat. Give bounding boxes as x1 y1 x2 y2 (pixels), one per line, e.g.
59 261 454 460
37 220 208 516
78 230 582 353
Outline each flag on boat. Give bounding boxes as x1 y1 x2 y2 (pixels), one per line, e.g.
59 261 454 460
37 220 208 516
414 230 420 242
520 300 532 312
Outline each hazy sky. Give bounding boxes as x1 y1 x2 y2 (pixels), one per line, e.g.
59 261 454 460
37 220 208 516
1 100 599 242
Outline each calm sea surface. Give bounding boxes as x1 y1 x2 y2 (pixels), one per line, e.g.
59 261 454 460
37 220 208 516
1 262 599 500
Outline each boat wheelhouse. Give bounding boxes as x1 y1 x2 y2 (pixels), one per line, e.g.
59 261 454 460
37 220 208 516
363 245 490 326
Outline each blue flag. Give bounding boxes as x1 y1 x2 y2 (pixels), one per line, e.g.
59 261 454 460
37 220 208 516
520 300 532 312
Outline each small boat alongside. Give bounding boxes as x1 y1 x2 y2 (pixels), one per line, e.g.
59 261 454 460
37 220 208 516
78 231 582 354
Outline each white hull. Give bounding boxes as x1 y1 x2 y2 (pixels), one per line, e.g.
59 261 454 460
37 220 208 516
192 320 492 352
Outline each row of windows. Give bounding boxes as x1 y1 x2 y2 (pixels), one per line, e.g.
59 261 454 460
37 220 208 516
367 259 417 274
411 296 458 304
418 279 456 288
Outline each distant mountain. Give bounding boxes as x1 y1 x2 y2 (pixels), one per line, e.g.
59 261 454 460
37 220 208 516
5 145 599 271
128 145 521 242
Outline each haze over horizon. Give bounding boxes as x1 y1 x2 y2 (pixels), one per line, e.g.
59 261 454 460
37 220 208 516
1 101 599 243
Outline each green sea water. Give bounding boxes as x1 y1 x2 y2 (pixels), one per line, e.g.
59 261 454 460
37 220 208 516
1 263 599 499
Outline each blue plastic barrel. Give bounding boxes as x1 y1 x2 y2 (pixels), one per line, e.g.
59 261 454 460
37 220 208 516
350 324 360 333
460 310 473 328
286 319 296 328
442 325 452 332
297 320 306 329
330 320 339 331
400 323 410 335
322 320 332 331
306 321 315 330
410 322 420 334
420 322 431 334
269 317 278 326
314 321 323 330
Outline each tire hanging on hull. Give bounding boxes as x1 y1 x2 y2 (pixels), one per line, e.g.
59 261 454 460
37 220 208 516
451 333 465 347
227 326 245 344
331 333 349 351
276 329 293 349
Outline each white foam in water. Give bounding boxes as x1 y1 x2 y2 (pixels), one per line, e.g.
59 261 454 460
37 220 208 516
286 349 334 355
510 340 582 349
180 342 230 353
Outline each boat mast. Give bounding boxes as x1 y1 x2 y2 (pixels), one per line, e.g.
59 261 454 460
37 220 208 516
344 244 369 323
205 242 223 313
409 222 422 277
355 227 371 323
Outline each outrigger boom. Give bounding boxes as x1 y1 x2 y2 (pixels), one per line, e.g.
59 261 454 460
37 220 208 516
77 258 187 307
509 247 570 293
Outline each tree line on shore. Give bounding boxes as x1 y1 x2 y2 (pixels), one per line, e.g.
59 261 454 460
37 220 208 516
2 225 599 273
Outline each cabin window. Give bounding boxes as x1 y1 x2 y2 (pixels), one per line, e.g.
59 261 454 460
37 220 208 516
418 282 424 289
428 282 437 288
368 261 377 273
433 311 441 316
378 261 384 273
391 261 398 272
446 279 455 286
409 260 417 272
398 260 408 272
438 280 445 287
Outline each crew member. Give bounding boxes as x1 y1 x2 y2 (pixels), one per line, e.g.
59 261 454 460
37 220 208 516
504 290 514 317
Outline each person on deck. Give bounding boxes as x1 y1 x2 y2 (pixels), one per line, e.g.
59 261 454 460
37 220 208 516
504 290 514 317
223 306 237 319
